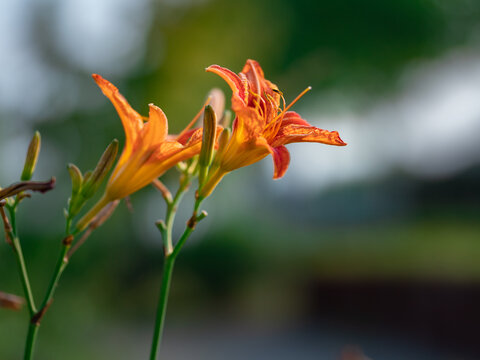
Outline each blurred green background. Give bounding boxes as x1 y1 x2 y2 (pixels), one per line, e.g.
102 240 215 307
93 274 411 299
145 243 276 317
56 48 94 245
1 0 480 359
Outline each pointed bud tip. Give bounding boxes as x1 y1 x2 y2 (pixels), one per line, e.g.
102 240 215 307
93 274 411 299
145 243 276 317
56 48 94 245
81 139 119 199
67 163 83 194
20 131 41 181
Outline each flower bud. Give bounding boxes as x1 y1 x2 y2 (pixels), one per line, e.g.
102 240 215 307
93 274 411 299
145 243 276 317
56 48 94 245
221 110 232 129
197 128 231 200
83 170 92 184
67 163 83 195
21 131 41 181
211 127 231 169
207 88 225 121
81 139 118 199
198 105 216 187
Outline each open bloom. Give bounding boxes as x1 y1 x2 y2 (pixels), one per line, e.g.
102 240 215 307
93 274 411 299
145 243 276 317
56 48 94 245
77 75 208 230
199 59 346 197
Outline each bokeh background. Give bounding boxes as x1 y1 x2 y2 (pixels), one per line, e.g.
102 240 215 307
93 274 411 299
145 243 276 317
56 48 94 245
1 0 480 359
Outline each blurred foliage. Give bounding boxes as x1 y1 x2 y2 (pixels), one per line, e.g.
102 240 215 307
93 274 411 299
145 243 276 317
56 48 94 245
2 0 480 359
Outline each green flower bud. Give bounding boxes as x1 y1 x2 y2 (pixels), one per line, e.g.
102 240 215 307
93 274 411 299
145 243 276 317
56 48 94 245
81 139 118 199
83 170 92 184
21 131 41 181
67 163 83 195
198 105 217 187
211 127 231 169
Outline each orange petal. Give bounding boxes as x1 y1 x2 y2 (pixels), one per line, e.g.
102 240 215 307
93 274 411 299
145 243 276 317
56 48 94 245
149 141 185 163
272 123 347 147
92 74 143 157
178 125 224 147
254 138 291 179
175 128 197 145
281 111 311 126
185 128 204 146
242 59 265 79
206 65 248 103
271 145 290 179
142 104 168 146
131 141 202 189
241 59 263 97
241 60 280 107
234 105 265 141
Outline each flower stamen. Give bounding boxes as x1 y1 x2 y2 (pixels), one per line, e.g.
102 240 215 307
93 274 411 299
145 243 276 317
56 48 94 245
283 86 311 114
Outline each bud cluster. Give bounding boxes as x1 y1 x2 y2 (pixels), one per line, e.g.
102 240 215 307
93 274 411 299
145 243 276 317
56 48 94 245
66 139 118 219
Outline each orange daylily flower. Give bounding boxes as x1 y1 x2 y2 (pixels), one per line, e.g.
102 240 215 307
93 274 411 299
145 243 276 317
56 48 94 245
77 74 210 230
199 59 346 197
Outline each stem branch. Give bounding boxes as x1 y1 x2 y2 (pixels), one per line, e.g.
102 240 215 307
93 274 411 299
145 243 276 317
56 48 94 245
149 182 206 359
0 204 37 316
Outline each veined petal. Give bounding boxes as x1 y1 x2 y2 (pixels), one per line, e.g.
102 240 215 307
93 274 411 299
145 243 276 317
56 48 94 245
254 138 291 179
281 111 310 126
187 126 224 148
124 141 202 197
241 59 280 108
92 74 143 155
175 128 197 145
272 123 347 147
175 126 222 147
241 59 263 98
235 105 265 141
141 104 168 146
207 65 248 103
184 128 204 146
108 141 184 199
218 136 268 172
271 145 290 179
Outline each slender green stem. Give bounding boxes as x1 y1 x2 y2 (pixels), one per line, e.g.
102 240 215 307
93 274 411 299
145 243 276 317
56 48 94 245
149 223 197 360
162 176 191 253
37 245 70 313
24 323 39 360
171 223 195 259
4 206 37 315
2 204 39 359
23 218 73 360
150 183 205 359
11 235 37 316
149 254 175 360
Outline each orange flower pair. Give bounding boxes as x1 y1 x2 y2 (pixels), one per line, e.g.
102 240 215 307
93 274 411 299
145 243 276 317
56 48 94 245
77 61 346 229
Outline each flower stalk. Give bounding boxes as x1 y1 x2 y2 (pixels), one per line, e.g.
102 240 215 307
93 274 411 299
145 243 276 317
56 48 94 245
149 169 208 359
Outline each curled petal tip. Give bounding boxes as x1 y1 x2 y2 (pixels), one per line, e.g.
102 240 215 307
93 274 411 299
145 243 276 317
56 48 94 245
92 74 104 83
334 132 347 146
91 74 113 89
